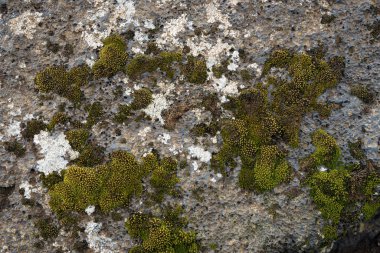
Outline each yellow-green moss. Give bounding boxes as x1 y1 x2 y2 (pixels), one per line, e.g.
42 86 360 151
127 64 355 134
182 55 208 84
114 104 132 124
308 169 350 224
93 34 128 79
363 201 380 220
48 150 178 213
125 209 199 253
35 65 90 104
65 129 90 152
130 88 153 110
47 112 69 131
22 119 47 140
309 129 341 170
40 171 63 190
126 51 182 80
85 102 103 128
350 84 375 104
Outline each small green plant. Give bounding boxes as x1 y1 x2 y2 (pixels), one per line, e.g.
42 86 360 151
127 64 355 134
35 65 90 104
22 119 47 140
47 112 69 131
125 207 199 253
362 201 380 220
350 85 376 104
93 34 128 79
182 55 208 84
85 102 103 128
130 88 153 110
309 129 341 170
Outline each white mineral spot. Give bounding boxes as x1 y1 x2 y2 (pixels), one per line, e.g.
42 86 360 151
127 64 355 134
318 166 328 172
33 131 80 174
144 19 155 29
227 50 240 71
188 146 212 163
19 181 32 199
6 121 21 138
138 127 151 139
192 161 199 171
210 177 217 183
158 133 171 144
85 206 96 215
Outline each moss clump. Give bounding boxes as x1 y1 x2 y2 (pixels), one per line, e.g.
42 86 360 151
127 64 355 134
149 156 180 202
35 65 90 104
126 51 182 80
350 85 376 104
182 55 208 84
308 169 350 224
240 69 252 81
93 34 128 79
239 145 291 192
130 88 153 110
85 102 103 128
49 150 178 213
47 112 68 131
321 14 336 24
309 129 341 170
114 104 131 124
22 119 47 140
190 122 219 137
4 140 26 157
363 201 380 220
348 139 366 161
40 171 63 190
125 208 199 253
213 50 344 191
65 129 90 152
35 218 59 240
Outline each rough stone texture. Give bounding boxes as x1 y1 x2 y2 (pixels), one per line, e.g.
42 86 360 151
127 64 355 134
0 0 379 252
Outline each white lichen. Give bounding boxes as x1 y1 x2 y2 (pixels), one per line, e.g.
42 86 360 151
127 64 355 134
158 133 171 144
85 205 96 215
156 14 189 48
85 221 116 253
33 131 79 175
8 10 43 40
188 146 212 163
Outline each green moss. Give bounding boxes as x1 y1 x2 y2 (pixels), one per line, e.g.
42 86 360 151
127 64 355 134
183 55 208 84
65 129 90 152
85 102 103 128
363 173 380 197
322 224 338 241
40 171 63 190
48 112 69 131
126 51 182 80
190 122 219 137
35 218 59 240
4 140 26 157
149 156 180 202
93 34 128 79
309 129 341 170
22 119 47 140
114 104 132 124
131 88 153 110
125 209 199 253
363 201 380 220
308 169 350 223
239 145 291 192
74 144 105 167
240 69 252 81
35 65 90 104
214 50 344 191
348 139 366 161
350 85 375 104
